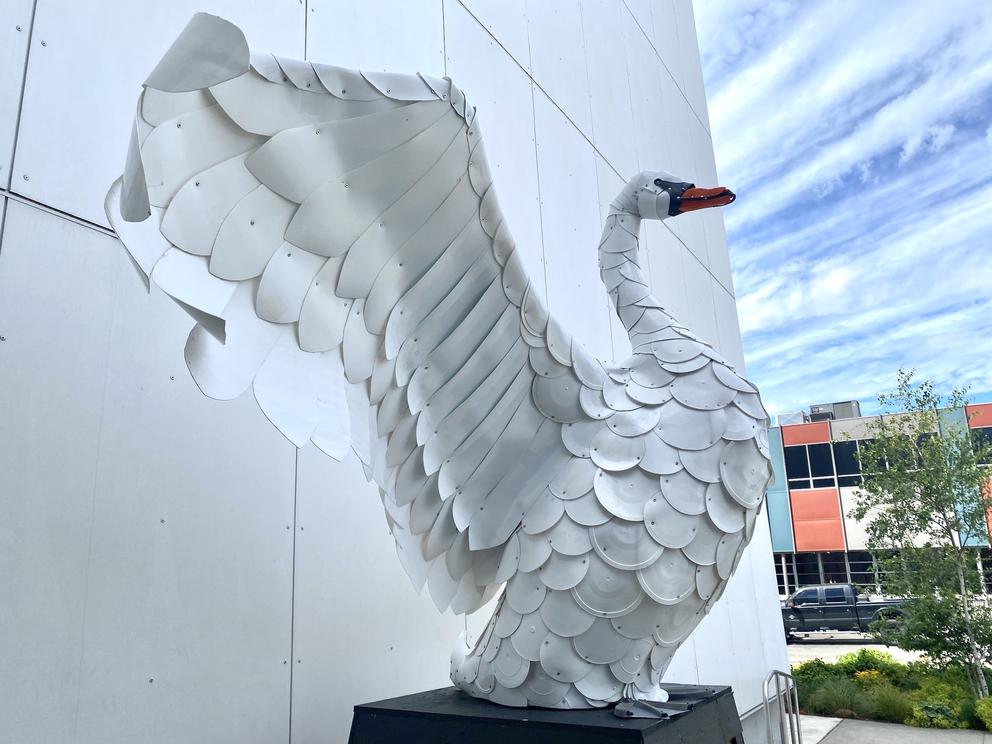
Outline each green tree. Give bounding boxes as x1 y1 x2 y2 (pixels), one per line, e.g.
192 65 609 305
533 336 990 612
849 370 992 698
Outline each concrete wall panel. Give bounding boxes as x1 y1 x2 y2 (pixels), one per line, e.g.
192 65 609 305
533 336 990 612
11 0 304 226
458 0 530 71
444 0 546 292
581 0 639 179
0 1 33 186
0 202 297 743
712 281 746 369
534 89 614 360
527 1 592 137
289 447 492 744
305 0 444 74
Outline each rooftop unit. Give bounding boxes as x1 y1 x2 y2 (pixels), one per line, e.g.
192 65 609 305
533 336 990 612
808 400 862 422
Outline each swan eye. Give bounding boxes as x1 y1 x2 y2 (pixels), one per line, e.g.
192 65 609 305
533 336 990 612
653 178 664 188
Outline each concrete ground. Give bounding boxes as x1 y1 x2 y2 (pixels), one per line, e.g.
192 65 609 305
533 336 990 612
817 717 992 743
787 635 923 666
800 714 841 743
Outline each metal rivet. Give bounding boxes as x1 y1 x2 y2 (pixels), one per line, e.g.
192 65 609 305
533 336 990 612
249 219 255 226
40 40 47 47
22 174 28 181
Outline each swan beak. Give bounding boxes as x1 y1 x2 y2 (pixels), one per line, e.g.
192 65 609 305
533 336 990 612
676 186 736 213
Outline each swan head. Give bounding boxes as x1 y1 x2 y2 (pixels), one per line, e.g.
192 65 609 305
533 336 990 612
625 170 736 221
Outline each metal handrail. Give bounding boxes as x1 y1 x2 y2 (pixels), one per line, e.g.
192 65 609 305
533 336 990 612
763 669 803 744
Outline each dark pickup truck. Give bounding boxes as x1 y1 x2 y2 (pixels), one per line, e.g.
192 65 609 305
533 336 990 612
781 584 904 639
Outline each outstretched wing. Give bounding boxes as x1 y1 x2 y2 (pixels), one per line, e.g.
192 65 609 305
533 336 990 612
108 13 611 614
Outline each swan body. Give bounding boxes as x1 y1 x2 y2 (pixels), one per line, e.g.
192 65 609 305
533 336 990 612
107 14 773 709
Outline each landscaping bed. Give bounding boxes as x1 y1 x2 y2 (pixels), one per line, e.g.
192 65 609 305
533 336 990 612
793 649 992 730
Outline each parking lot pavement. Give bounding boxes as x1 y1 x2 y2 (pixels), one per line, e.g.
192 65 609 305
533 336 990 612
787 636 923 666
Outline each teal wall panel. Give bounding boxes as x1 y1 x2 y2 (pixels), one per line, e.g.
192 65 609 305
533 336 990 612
938 407 989 547
765 428 794 552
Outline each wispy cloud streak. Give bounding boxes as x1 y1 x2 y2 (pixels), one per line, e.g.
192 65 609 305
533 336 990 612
694 0 992 414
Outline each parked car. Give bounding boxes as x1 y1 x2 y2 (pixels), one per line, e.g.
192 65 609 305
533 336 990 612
781 584 904 639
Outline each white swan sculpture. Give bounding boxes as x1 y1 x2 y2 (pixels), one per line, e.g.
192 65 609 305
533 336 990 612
107 13 772 710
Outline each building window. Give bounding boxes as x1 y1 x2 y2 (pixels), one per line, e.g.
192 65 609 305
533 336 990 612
784 445 811 490
809 443 834 478
972 427 992 465
833 440 862 486
786 442 841 490
847 550 876 589
774 555 787 594
821 551 849 583
795 553 821 587
774 553 799 595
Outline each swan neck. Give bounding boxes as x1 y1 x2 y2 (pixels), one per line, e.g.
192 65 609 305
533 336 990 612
599 207 673 346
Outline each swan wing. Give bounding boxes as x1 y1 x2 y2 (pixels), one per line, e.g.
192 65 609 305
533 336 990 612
107 13 616 613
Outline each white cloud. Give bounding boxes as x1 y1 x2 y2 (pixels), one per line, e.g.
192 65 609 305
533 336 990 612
900 124 956 164
694 0 992 414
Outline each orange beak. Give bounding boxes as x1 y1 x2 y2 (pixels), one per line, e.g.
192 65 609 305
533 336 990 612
677 186 736 213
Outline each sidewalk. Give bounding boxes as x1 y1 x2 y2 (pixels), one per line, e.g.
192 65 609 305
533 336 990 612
800 715 992 743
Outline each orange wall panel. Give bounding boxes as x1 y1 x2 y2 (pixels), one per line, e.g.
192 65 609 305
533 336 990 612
790 488 842 520
965 403 992 429
794 520 847 552
781 421 832 446
790 487 845 551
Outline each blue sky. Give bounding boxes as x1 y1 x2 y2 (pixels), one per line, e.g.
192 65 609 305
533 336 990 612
693 0 992 415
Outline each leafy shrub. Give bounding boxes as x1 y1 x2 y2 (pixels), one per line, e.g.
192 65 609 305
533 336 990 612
869 683 913 723
792 658 841 684
835 649 905 680
908 701 960 728
854 669 885 688
792 651 989 729
906 679 973 729
974 698 992 731
809 678 875 718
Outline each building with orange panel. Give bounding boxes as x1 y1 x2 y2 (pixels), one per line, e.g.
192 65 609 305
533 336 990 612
765 399 992 596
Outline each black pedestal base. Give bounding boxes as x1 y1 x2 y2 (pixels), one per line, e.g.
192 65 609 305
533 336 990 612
348 685 745 744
